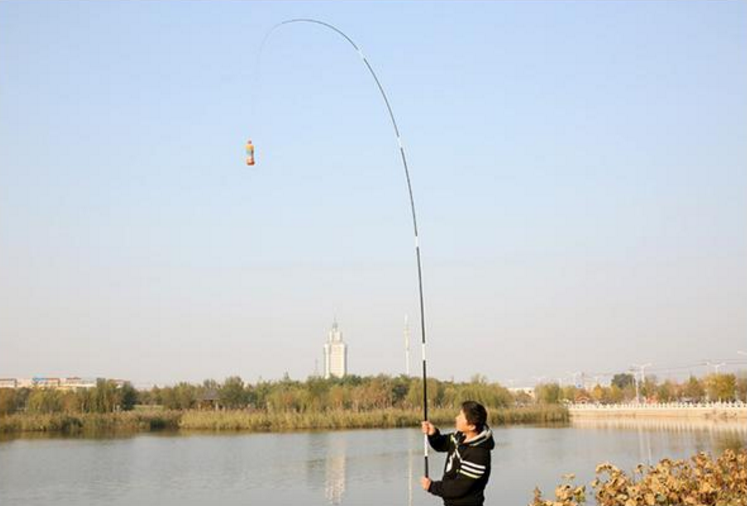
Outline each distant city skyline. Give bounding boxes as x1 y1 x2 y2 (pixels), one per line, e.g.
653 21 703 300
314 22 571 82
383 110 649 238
1 1 745 385
4 353 745 391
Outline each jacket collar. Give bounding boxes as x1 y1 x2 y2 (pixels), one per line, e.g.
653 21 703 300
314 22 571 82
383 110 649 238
458 427 493 447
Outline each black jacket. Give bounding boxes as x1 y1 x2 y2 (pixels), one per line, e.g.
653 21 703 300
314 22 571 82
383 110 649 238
427 427 495 506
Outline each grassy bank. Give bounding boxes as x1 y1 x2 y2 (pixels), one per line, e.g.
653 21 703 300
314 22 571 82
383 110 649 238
0 405 567 435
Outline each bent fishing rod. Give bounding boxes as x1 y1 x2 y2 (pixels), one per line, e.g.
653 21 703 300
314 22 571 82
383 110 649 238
257 18 431 477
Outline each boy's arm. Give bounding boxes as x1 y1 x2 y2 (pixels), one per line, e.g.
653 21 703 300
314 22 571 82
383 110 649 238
428 449 489 499
427 429 451 453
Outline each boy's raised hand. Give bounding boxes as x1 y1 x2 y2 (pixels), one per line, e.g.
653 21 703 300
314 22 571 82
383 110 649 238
421 420 436 436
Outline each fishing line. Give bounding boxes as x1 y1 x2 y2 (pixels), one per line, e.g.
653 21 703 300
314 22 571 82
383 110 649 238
252 19 431 477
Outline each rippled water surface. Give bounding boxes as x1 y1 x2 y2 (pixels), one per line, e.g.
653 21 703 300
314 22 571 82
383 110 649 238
1 419 744 506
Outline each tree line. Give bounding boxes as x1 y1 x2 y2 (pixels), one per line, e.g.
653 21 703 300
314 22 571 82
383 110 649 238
141 374 516 412
0 379 137 416
1 371 744 416
534 372 747 404
0 374 516 415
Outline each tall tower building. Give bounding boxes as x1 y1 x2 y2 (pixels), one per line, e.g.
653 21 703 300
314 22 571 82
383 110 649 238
324 319 348 379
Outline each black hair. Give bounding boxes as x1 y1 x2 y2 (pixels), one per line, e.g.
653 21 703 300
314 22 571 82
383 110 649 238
461 400 488 432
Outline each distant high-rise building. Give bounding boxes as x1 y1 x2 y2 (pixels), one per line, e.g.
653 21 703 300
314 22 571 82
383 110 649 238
324 319 348 379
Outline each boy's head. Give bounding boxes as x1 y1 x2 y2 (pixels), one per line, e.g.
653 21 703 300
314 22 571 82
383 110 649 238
456 400 488 434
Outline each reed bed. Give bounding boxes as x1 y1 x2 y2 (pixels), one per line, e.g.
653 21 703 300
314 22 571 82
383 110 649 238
179 405 568 432
0 410 181 434
0 405 567 435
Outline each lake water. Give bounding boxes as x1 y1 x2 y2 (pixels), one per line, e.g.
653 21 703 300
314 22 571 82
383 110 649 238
1 419 745 506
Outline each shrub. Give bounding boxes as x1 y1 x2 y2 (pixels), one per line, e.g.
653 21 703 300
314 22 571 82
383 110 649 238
531 449 747 506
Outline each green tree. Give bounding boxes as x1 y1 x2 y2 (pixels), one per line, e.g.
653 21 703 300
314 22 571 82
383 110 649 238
559 386 577 402
120 382 138 411
611 373 635 390
736 373 747 403
160 382 197 410
458 379 512 408
604 384 624 403
682 375 705 402
137 388 156 406
535 383 561 404
27 389 64 414
219 376 248 409
202 379 219 391
303 377 332 411
76 387 95 413
390 375 412 408
640 375 658 400
358 376 393 410
406 378 442 411
250 381 273 410
266 384 304 413
92 379 120 413
0 388 17 415
590 385 605 403
657 381 676 402
14 388 31 412
705 374 737 402
327 384 349 410
61 391 80 412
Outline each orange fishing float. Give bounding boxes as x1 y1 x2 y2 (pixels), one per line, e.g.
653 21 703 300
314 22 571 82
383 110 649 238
245 139 255 166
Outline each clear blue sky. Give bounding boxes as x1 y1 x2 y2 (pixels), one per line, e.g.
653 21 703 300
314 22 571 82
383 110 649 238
1 1 746 386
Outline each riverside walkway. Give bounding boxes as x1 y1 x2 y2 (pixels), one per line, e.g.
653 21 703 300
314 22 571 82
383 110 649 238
568 401 747 420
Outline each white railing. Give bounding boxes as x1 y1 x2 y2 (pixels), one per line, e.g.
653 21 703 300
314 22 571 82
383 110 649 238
568 401 747 410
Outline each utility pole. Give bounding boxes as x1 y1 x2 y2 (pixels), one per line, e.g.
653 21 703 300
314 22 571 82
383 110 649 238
738 352 747 403
629 368 640 404
404 314 411 376
631 363 652 404
567 371 582 389
706 361 726 374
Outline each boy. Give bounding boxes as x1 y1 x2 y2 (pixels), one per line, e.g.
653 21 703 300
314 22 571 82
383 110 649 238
420 401 495 506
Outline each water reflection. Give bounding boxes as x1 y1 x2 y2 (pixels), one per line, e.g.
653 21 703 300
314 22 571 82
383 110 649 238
407 429 417 506
324 437 346 505
304 433 347 505
315 430 422 506
303 429 424 505
571 416 747 433
571 417 747 457
637 424 653 466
